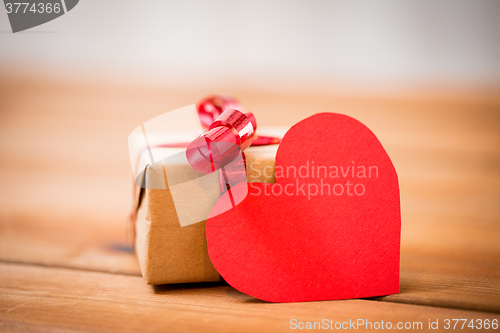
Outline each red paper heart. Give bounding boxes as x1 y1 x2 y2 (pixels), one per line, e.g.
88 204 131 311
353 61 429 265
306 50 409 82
206 113 400 302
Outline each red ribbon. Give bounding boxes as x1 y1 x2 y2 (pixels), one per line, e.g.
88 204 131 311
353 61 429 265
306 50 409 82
129 95 280 244
197 95 280 146
187 95 280 196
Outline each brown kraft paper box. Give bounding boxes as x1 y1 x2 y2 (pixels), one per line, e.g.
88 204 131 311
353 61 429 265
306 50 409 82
130 129 285 285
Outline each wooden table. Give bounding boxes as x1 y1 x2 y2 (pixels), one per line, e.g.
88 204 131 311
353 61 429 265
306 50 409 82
0 75 499 332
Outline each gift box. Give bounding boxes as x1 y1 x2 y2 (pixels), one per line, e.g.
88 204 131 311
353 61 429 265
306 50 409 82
129 128 285 285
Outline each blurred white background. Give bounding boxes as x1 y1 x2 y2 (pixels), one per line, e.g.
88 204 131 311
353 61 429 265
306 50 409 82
1 0 499 92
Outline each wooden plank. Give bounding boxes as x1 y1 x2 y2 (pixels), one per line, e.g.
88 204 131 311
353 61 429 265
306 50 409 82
0 262 499 333
1 211 498 312
381 252 500 313
385 212 500 313
0 77 499 314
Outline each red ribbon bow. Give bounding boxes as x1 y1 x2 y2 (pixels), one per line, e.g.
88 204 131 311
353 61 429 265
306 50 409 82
186 95 279 174
187 95 280 194
129 95 280 244
196 95 280 146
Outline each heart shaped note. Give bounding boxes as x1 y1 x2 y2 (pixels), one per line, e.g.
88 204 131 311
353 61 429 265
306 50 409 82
206 113 400 302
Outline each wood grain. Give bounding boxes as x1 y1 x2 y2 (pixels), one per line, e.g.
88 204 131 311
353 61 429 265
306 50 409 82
0 75 499 330
0 262 499 333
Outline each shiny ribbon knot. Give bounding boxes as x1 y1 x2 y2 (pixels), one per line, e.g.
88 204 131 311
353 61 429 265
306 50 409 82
187 95 279 194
